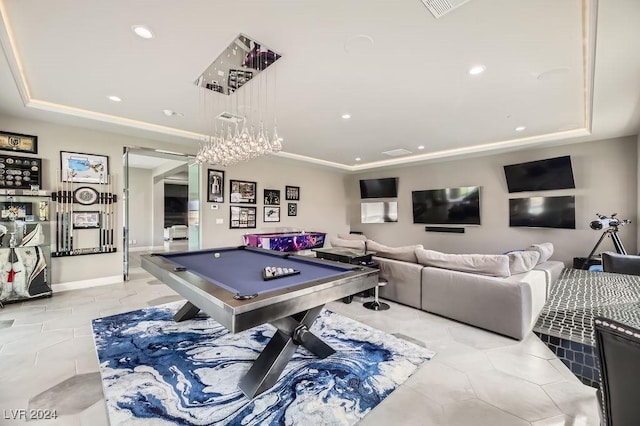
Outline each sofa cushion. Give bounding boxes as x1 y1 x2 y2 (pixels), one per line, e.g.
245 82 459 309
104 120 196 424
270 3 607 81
507 250 540 274
330 237 365 251
526 242 554 264
415 248 511 277
337 233 367 241
365 240 423 263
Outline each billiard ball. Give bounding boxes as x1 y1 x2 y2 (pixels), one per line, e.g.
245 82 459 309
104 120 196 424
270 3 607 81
214 253 220 258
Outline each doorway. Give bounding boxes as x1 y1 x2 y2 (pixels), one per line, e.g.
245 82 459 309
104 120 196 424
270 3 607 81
122 147 200 280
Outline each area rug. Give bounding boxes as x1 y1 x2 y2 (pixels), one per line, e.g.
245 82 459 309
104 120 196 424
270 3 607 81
92 302 435 425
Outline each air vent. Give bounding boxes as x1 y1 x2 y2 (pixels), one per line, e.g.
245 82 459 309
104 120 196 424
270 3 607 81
382 149 413 157
420 0 472 19
216 112 245 123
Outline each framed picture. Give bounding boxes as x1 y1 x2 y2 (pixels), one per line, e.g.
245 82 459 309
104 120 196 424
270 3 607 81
0 131 38 154
288 203 297 216
73 187 100 205
230 179 257 204
72 211 100 229
264 206 280 222
207 169 225 203
0 154 42 190
264 189 280 205
60 151 109 183
230 206 256 229
285 185 300 201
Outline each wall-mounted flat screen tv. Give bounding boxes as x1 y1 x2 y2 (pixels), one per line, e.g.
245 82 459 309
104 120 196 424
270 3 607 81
412 186 481 225
359 177 398 198
503 155 575 193
509 195 576 229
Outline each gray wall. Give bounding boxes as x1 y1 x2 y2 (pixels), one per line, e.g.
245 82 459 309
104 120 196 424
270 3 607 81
0 113 196 285
348 136 638 266
198 156 350 248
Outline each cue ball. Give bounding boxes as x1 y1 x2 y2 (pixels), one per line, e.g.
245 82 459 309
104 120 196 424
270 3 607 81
214 253 220 258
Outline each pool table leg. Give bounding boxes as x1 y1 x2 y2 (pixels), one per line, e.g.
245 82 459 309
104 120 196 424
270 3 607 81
238 304 334 399
174 301 201 322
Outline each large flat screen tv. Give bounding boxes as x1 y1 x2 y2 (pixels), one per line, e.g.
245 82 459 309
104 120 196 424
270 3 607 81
412 186 481 225
509 195 576 229
503 155 575 193
359 177 398 198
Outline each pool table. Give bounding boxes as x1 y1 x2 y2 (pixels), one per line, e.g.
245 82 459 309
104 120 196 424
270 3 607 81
141 245 378 398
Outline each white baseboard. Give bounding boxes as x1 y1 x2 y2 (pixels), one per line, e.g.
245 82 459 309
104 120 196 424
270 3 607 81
52 275 122 292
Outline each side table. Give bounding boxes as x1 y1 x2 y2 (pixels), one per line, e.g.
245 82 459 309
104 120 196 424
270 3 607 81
363 278 390 311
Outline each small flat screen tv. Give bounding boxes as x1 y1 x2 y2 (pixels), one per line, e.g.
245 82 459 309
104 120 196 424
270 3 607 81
509 195 575 229
412 186 481 225
359 177 398 199
503 155 575 193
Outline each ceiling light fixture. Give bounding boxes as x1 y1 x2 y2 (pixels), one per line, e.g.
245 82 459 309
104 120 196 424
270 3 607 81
417 145 425 150
515 126 526 132
341 113 351 119
162 109 183 117
195 34 284 166
132 25 154 39
468 65 486 75
355 157 361 161
107 95 122 102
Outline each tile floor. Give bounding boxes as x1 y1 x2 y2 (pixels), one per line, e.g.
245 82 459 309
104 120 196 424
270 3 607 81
0 266 599 425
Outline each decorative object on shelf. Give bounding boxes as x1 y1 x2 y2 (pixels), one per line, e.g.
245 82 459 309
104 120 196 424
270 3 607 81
285 186 299 201
243 231 326 252
60 151 109 184
288 203 297 216
73 186 100 205
229 206 256 229
0 130 38 154
207 169 224 203
51 172 117 257
264 206 280 222
230 180 256 204
194 34 283 166
0 191 52 307
0 154 42 189
264 189 280 205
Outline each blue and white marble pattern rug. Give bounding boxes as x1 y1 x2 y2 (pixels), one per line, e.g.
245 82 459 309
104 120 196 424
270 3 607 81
92 302 435 425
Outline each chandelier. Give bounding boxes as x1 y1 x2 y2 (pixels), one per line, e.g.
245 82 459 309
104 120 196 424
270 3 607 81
194 34 283 166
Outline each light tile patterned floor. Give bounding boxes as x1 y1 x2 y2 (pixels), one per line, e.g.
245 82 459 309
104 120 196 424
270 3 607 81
0 267 599 425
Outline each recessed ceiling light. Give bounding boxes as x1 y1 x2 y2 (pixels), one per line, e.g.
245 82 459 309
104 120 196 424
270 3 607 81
107 95 122 102
355 157 361 161
515 126 526 132
468 65 486 75
417 145 425 150
341 113 351 119
163 109 183 117
132 25 154 39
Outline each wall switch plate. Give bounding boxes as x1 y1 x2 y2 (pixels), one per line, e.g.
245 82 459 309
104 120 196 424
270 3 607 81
216 218 223 224
211 204 219 210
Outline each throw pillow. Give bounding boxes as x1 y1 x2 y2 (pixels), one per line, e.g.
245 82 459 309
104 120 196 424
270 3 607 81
507 250 540 274
526 242 554 264
329 237 365 251
415 248 511 277
365 240 423 263
337 233 367 241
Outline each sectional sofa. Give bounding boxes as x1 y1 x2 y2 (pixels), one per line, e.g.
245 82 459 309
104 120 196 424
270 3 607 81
329 235 563 340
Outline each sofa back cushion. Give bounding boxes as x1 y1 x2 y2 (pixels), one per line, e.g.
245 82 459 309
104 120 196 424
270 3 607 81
415 248 511 277
330 237 365 251
526 242 554 264
507 250 540 274
366 240 423 263
337 233 367 241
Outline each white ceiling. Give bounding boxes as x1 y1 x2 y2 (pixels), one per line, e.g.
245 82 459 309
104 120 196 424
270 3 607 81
0 0 639 171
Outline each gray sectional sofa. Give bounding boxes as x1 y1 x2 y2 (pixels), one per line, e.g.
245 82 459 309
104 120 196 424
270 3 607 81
329 235 563 340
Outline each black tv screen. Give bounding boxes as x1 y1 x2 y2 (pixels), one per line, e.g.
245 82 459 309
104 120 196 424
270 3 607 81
359 177 398 198
509 195 575 229
412 186 481 225
503 155 575 193
164 183 188 227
